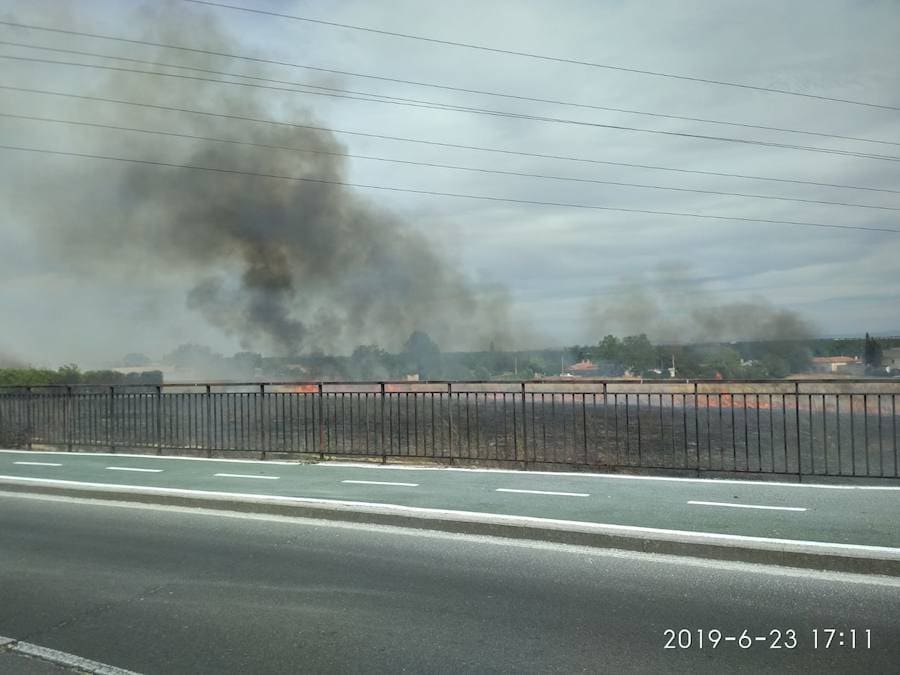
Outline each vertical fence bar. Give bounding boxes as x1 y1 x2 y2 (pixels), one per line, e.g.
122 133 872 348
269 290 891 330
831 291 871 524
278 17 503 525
379 382 386 464
107 385 114 451
65 385 72 451
694 383 700 474
318 383 326 460
155 385 162 454
259 383 266 459
795 382 802 481
521 382 527 465
25 386 32 449
448 383 454 464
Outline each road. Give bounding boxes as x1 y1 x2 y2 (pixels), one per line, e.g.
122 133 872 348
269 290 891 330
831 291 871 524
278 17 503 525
1 449 899 549
1 491 899 674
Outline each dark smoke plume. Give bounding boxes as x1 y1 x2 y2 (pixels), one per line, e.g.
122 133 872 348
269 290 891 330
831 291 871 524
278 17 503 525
586 263 816 343
3 1 515 355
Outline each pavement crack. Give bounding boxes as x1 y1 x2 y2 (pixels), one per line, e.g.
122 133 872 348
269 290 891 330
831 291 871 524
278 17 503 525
23 582 171 643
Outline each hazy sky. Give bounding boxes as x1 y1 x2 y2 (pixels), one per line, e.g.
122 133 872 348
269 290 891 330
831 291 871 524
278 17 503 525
1 0 899 367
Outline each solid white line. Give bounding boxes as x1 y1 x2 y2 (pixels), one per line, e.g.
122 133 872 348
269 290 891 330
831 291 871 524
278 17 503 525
0 448 296 465
105 466 163 473
13 640 140 675
14 461 62 467
312 461 900 490
496 488 590 497
0 475 897 555
342 480 419 487
214 473 279 480
7 492 900 589
688 500 807 512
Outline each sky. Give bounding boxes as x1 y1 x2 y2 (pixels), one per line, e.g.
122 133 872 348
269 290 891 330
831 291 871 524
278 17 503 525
0 0 898 367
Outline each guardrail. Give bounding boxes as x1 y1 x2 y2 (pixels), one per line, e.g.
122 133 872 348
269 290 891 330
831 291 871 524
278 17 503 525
1 380 898 479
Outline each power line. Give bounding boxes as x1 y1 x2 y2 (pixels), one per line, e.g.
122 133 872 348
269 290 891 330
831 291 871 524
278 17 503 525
1 143 896 234
182 0 900 112
4 111 897 213
1 20 896 148
4 84 899 196
4 52 898 163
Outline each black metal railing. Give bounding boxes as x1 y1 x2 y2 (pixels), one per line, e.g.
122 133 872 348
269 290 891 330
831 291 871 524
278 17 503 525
1 380 898 479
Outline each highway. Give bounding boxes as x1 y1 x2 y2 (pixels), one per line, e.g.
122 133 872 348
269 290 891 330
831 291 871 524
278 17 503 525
1 491 899 674
1 449 899 549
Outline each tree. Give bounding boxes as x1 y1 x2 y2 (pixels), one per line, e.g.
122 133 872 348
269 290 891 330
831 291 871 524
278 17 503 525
404 331 442 380
864 333 883 368
595 335 622 362
620 334 657 374
350 344 390 380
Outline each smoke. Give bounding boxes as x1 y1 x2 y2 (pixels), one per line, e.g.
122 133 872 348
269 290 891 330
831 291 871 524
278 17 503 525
2 1 516 356
586 263 816 344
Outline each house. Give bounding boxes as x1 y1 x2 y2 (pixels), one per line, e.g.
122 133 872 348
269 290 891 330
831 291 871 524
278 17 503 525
810 356 864 375
883 348 900 371
563 360 624 378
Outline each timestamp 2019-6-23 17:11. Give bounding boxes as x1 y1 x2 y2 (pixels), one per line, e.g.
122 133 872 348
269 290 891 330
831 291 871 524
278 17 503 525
663 628 873 650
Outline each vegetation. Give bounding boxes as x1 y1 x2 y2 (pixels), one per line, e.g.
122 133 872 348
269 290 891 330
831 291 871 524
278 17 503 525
2 332 896 385
0 365 162 387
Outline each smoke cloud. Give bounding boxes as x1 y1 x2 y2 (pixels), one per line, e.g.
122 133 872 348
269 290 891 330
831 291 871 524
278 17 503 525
586 263 816 344
3 1 515 356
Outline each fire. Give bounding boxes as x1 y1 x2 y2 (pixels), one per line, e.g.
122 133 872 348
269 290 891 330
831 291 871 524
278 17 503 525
287 384 318 394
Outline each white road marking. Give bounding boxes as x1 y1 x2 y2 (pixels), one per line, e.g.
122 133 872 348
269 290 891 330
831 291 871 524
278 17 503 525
11 639 140 675
313 461 900 490
214 473 279 480
0 449 296 465
496 488 589 497
688 500 807 512
1 475 898 557
105 466 163 473
6 491 900 589
342 480 419 487
14 461 62 467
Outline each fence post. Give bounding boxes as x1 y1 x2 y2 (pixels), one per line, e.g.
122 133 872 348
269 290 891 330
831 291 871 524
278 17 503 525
318 382 325 460
694 382 700 477
447 382 453 465
65 385 73 451
108 385 114 453
795 381 802 482
259 383 266 460
155 384 162 455
26 386 32 449
206 384 212 458
521 382 527 466
379 382 386 464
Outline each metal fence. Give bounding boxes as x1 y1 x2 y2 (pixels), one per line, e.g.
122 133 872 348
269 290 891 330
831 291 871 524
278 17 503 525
1 380 898 479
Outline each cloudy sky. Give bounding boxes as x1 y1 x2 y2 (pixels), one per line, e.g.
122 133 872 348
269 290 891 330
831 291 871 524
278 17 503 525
0 0 898 367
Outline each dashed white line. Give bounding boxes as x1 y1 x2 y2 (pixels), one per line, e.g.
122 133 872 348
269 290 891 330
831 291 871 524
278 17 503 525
341 480 419 487
496 488 590 497
687 500 807 512
105 466 163 473
14 461 62 467
214 473 280 480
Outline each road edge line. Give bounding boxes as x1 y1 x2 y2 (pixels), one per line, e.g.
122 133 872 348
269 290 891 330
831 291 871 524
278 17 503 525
1 479 898 577
0 636 141 675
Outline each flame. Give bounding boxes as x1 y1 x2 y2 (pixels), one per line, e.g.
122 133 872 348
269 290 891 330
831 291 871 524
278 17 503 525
287 384 318 394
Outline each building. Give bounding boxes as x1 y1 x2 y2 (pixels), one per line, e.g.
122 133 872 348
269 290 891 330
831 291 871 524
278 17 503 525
810 356 864 375
883 348 900 371
563 360 624 378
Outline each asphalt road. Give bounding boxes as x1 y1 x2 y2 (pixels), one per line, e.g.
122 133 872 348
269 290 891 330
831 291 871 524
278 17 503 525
1 492 899 674
1 449 899 549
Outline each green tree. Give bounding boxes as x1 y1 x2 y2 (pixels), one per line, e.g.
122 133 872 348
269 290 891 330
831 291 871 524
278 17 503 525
595 335 622 362
864 333 883 368
350 344 390 380
404 331 442 380
620 334 657 374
